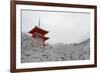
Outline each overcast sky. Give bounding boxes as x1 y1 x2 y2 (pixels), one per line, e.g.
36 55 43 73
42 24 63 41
21 9 90 44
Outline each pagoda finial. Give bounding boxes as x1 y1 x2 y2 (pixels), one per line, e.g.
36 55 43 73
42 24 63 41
38 18 40 27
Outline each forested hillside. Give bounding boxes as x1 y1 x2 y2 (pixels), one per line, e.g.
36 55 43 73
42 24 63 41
21 32 90 63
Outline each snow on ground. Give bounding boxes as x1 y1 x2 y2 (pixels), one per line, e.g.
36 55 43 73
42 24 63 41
21 32 90 63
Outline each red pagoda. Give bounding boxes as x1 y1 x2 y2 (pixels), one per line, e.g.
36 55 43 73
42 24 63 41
29 20 49 48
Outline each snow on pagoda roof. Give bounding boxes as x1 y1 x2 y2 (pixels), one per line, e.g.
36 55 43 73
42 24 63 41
29 26 49 35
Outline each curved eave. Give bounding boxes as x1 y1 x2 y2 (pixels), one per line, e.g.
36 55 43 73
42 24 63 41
29 26 49 35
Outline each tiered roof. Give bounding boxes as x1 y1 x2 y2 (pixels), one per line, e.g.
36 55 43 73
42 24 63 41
29 26 48 35
29 26 49 41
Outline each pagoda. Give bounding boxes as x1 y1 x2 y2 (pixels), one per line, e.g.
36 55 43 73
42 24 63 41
29 19 49 48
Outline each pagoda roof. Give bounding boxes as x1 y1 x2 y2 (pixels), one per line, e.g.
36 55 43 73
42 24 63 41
29 26 48 35
43 37 49 41
32 32 49 41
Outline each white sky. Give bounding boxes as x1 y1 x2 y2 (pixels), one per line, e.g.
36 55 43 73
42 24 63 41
21 10 90 44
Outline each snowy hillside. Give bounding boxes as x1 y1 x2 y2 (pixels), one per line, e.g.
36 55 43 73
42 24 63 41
21 32 90 63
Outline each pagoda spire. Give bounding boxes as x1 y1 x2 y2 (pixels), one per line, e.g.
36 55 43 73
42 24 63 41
38 18 40 27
